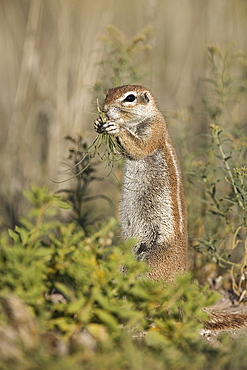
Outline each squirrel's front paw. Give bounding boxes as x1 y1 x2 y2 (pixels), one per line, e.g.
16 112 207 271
102 120 121 135
94 117 121 136
94 117 105 134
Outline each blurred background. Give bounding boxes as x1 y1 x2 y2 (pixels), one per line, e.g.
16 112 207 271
1 0 247 230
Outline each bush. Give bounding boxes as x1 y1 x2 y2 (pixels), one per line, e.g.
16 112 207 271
0 185 223 369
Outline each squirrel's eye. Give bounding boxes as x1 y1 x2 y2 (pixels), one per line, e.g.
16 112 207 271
124 94 136 102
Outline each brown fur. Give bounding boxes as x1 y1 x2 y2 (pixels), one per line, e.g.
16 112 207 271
204 308 247 331
94 85 247 331
95 85 188 282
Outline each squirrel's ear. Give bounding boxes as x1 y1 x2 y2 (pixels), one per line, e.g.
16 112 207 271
142 92 150 103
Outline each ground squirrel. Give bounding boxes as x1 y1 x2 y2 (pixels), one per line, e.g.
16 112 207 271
94 84 188 282
94 85 247 333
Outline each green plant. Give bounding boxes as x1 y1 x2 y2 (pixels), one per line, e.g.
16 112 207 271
184 46 247 299
94 25 152 99
0 185 223 369
57 134 118 229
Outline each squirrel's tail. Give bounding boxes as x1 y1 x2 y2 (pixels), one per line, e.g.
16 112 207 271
204 307 247 331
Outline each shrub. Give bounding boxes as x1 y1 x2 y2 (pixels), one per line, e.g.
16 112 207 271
0 185 221 369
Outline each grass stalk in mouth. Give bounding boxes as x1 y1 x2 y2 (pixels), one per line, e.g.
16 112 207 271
54 100 125 183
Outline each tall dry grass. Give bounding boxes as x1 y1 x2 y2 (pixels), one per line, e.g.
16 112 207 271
0 0 247 228
0 0 113 227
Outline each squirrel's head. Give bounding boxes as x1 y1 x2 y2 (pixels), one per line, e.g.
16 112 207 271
102 85 158 124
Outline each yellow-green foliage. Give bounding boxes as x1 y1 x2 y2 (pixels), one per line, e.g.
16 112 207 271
0 185 224 369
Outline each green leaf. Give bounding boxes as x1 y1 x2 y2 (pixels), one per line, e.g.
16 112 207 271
8 228 19 243
145 330 169 348
94 309 119 331
33 247 52 259
57 199 71 210
54 282 74 301
67 297 86 314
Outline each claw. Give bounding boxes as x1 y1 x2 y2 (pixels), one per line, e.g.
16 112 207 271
94 117 105 133
94 116 120 135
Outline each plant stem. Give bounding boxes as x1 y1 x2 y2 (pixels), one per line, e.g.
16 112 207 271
216 133 245 211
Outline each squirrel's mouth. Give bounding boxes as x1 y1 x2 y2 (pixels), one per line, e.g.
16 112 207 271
103 106 121 120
